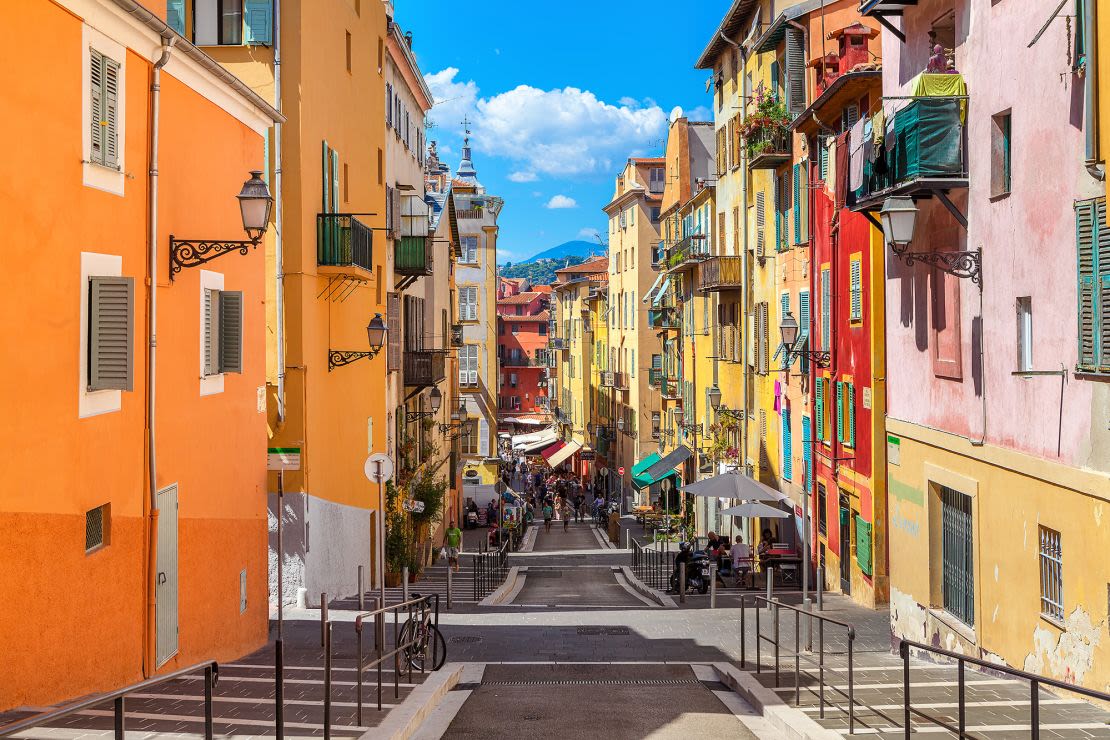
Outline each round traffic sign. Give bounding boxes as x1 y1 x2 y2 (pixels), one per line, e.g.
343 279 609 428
364 453 394 484
617 466 625 476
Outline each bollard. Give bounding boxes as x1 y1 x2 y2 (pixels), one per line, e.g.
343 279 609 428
358 566 365 612
320 593 328 646
709 563 717 609
624 528 630 550
447 564 453 611
765 567 774 605
816 566 825 610
402 566 409 604
679 562 687 603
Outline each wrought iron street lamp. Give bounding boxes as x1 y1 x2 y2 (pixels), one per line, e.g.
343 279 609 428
328 313 387 371
879 196 917 252
170 170 273 279
779 312 831 368
405 387 442 423
708 384 745 422
879 196 981 285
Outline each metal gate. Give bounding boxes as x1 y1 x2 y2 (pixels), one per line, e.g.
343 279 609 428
156 484 179 666
838 496 851 595
940 485 974 626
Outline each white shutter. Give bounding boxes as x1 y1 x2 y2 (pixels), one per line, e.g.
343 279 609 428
458 345 469 385
469 345 479 385
478 418 490 456
755 192 766 257
204 289 218 376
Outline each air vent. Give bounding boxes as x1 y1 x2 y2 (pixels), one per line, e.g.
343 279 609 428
85 504 110 553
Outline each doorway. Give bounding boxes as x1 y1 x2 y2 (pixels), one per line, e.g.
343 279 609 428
838 494 851 595
156 484 179 666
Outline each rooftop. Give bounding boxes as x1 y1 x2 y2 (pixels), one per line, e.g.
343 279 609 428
497 291 546 305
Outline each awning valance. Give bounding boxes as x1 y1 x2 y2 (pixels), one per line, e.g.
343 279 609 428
631 452 680 490
644 445 692 481
543 441 581 468
651 277 672 307
514 427 558 452
642 272 666 304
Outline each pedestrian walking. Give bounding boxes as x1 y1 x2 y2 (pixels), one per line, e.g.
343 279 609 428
562 500 573 532
543 502 554 533
445 521 463 573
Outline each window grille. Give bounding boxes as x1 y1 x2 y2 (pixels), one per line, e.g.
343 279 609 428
85 504 109 553
1039 526 1063 622
941 485 975 626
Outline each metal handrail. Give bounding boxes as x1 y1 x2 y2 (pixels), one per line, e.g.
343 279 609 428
899 638 1110 739
631 538 674 593
0 661 219 740
471 539 511 600
742 595 866 734
351 593 441 725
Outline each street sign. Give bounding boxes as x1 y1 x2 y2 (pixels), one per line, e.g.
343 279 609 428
268 448 301 471
598 467 609 477
402 500 426 513
364 453 394 484
617 466 625 476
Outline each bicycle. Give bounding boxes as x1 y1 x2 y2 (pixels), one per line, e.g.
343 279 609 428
395 594 447 671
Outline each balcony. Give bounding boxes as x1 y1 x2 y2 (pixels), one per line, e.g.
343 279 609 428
317 214 373 273
613 371 629 390
746 124 791 170
395 236 432 276
456 207 484 220
664 234 710 271
852 96 968 211
661 378 681 400
699 256 744 292
501 353 534 367
549 337 568 351
403 350 445 388
600 371 615 388
648 368 663 388
648 307 682 330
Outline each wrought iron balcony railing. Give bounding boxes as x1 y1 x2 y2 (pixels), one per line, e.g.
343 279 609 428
403 350 446 388
395 235 432 276
317 214 373 271
746 124 791 170
699 256 744 292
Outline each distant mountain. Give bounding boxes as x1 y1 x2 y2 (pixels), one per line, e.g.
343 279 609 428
515 240 599 265
500 255 587 286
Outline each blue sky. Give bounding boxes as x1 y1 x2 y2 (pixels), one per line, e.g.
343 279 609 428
400 0 730 264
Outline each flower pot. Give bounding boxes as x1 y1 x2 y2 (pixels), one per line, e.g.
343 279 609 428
384 571 402 588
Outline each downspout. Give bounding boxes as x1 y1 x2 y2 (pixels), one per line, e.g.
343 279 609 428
145 34 175 678
1083 0 1104 180
274 0 286 421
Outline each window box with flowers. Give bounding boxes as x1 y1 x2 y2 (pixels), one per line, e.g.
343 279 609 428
744 89 791 169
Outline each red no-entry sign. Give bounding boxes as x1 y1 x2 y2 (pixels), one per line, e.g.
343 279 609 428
617 466 625 476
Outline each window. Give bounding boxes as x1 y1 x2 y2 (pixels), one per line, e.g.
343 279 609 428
85 503 110 553
649 168 665 193
458 345 479 386
781 408 792 481
815 377 825 442
194 0 272 46
1016 296 1033 372
458 286 478 321
991 111 1012 198
460 236 479 263
87 276 134 391
460 417 478 454
849 254 863 323
1076 199 1110 372
940 485 975 626
511 324 520 334
498 323 505 336
89 49 120 169
509 372 518 388
817 484 827 534
1038 526 1063 622
539 323 547 335
345 30 352 72
515 306 523 316
203 288 243 376
650 206 661 223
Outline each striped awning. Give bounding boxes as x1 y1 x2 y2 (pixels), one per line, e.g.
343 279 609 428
642 272 667 304
543 441 581 468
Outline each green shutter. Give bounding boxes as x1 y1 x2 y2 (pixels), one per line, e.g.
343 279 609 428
1077 200 1098 368
219 290 243 374
819 139 829 181
166 0 186 34
1098 200 1110 367
244 0 273 45
815 379 824 441
88 276 134 391
855 516 872 575
836 380 844 443
850 258 863 321
331 148 340 212
793 163 801 244
770 61 780 103
322 141 331 213
847 382 856 446
782 409 793 481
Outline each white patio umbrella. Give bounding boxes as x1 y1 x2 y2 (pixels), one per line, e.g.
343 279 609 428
721 501 792 519
681 472 789 502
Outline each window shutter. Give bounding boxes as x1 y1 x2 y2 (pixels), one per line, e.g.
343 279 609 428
244 0 273 45
802 415 812 490
385 186 394 238
204 289 218 376
391 187 402 237
793 163 801 243
770 61 780 103
166 0 186 34
782 409 792 481
458 345 469 385
90 50 104 165
88 276 134 391
847 382 856 446
815 379 824 441
797 290 811 371
330 148 340 212
387 292 401 372
321 142 331 212
218 290 243 373
1077 200 1098 368
1098 199 1110 367
774 293 790 362
855 516 872 575
760 302 769 374
103 57 119 168
786 27 806 117
821 268 831 348
470 346 479 385
850 258 863 321
755 192 766 256
386 83 393 127
819 138 829 181
836 380 844 443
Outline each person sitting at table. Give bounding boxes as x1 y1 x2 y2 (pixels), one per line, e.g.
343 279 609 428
732 534 752 588
758 529 774 567
705 531 721 554
715 540 732 585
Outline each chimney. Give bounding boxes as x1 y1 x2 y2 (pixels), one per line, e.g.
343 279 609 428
405 31 413 48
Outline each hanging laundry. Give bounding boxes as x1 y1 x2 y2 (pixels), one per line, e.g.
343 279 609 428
849 116 867 192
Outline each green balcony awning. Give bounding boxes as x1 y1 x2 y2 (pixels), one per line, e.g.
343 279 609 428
631 452 681 490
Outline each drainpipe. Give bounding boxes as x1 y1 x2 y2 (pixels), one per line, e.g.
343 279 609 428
1083 0 1104 181
145 34 175 678
274 0 286 420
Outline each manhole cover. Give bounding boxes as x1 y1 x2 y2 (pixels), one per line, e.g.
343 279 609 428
605 627 630 635
576 627 602 635
526 571 562 578
450 636 482 643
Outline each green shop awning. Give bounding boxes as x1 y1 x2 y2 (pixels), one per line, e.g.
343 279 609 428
631 452 681 490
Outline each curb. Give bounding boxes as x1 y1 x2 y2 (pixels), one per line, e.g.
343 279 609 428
363 662 463 740
713 662 842 740
518 525 539 552
619 565 678 608
478 566 523 606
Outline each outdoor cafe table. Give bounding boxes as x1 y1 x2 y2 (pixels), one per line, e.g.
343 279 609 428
760 548 802 585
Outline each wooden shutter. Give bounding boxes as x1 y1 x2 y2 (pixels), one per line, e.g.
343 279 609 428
797 290 811 371
802 415 812 490
793 163 801 244
819 139 829 181
786 27 806 117
391 187 402 237
836 380 844 443
1099 200 1110 367
1077 200 1097 368
321 142 331 212
815 378 824 441
470 346 479 385
385 185 394 238
782 409 792 480
847 382 856 446
90 50 104 165
850 257 863 321
218 290 243 374
387 292 402 371
855 516 872 575
386 83 393 127
458 345 469 385
166 0 186 34
479 418 490 455
88 276 134 391
103 57 120 168
204 289 218 376
330 148 340 212
821 268 831 348
755 192 766 256
244 0 273 44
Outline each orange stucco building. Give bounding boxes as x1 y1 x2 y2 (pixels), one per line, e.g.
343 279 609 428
0 0 280 709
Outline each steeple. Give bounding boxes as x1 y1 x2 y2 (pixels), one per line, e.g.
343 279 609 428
455 117 481 187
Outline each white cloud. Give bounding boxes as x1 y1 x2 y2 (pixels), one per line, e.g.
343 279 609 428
508 171 538 182
424 69 668 178
578 227 601 239
686 105 713 122
545 195 578 209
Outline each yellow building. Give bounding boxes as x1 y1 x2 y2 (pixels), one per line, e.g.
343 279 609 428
196 0 392 603
604 159 665 502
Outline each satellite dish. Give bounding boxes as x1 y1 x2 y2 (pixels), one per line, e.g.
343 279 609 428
669 106 683 124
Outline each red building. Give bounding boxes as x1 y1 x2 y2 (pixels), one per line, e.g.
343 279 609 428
497 281 552 431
